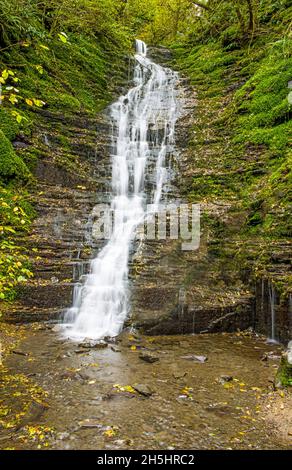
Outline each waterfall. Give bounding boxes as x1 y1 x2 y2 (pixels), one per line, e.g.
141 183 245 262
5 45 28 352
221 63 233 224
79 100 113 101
63 39 179 340
268 281 276 343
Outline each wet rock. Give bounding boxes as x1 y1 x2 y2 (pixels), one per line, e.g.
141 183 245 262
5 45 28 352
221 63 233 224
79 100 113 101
173 371 187 379
75 349 91 354
114 439 127 446
55 353 69 360
35 324 49 331
78 340 108 349
14 401 49 431
206 403 234 416
218 375 233 384
12 350 29 357
57 432 70 441
132 383 154 397
51 324 63 333
102 392 115 401
78 419 102 429
111 345 121 352
12 140 29 149
261 352 281 361
77 371 92 381
60 370 79 380
116 328 141 345
139 352 159 363
180 355 208 363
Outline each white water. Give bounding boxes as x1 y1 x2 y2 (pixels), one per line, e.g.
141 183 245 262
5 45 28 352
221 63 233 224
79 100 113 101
268 281 277 343
63 40 179 340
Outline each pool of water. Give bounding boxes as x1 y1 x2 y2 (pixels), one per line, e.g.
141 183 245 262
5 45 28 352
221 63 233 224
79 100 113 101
0 326 290 450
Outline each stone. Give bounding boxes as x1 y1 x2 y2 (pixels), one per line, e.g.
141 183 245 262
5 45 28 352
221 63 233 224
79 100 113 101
14 401 49 431
139 352 159 363
58 432 70 440
78 340 108 349
12 141 29 149
218 375 233 384
51 324 63 333
180 355 208 363
262 352 281 361
78 419 102 429
75 349 90 354
173 371 187 379
12 350 29 357
132 383 154 397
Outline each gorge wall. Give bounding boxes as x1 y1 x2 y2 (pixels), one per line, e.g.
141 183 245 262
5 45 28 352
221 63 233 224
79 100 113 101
1 46 291 345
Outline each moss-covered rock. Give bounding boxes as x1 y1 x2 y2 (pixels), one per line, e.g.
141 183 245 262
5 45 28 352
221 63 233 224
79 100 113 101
0 108 19 140
0 130 30 181
275 355 292 388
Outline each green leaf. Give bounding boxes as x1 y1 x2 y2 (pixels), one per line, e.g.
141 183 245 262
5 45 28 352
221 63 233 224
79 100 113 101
58 32 68 44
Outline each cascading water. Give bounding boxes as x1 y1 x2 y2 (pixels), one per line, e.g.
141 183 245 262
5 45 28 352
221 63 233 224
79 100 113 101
63 39 179 340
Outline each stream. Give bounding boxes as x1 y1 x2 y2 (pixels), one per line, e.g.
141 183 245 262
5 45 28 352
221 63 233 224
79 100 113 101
0 327 289 450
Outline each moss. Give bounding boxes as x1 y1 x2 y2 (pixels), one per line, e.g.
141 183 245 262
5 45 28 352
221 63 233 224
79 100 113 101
276 357 292 388
0 108 19 140
21 148 40 172
233 39 292 155
4 34 118 120
0 130 30 182
49 93 81 112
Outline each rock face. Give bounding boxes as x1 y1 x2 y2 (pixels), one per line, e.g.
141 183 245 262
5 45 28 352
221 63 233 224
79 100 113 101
3 110 112 324
2 48 291 346
129 76 256 336
254 277 291 344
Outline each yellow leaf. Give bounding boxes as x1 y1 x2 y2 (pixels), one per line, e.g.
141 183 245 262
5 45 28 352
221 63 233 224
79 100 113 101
25 98 33 106
9 94 18 104
33 98 45 107
103 428 116 438
58 32 68 43
223 382 234 389
35 65 44 75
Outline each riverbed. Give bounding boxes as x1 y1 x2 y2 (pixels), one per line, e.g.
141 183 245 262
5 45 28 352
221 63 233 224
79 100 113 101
0 326 291 450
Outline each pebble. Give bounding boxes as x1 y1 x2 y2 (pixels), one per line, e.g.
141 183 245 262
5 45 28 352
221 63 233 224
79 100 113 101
180 355 208 363
132 383 154 397
139 352 159 363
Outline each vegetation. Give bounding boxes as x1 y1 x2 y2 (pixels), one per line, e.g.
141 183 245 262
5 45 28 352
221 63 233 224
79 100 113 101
0 0 136 300
276 356 292 387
